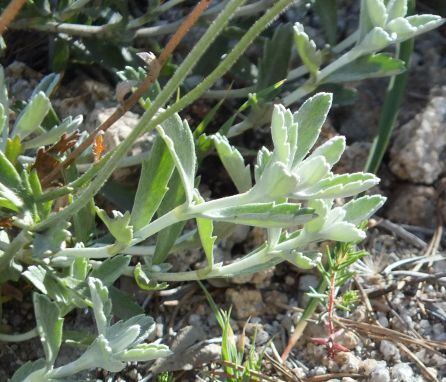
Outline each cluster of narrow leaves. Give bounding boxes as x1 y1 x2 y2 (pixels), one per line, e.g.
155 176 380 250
12 278 170 381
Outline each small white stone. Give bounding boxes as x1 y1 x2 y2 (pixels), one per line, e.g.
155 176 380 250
390 363 414 382
377 312 389 328
370 364 390 382
379 339 400 361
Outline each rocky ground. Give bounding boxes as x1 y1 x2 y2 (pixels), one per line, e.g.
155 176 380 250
1 2 446 381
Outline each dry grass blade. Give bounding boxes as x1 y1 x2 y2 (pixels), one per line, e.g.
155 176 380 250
0 0 27 36
41 0 212 186
264 352 300 382
378 218 427 249
216 360 282 382
396 342 439 382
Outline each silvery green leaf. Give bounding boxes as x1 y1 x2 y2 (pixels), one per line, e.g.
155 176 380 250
212 133 252 193
322 221 366 242
22 115 83 150
31 73 61 98
387 15 444 42
88 278 112 336
295 172 379 199
366 0 388 27
134 263 168 291
293 156 331 189
131 135 175 231
0 151 21 190
199 202 315 228
90 255 131 286
12 91 51 140
292 93 332 166
107 315 154 350
0 182 23 211
34 293 64 365
284 250 321 270
359 27 394 54
255 161 299 199
386 0 407 20
257 23 293 93
197 213 216 270
323 53 406 83
156 115 196 205
343 195 386 225
293 23 322 77
80 334 125 372
107 324 140 353
96 208 133 245
304 199 331 233
10 359 47 382
271 104 290 163
117 343 172 362
254 146 273 182
0 66 9 143
33 222 71 258
0 104 6 136
307 136 346 167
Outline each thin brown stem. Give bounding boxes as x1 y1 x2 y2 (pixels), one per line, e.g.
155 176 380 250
41 0 212 186
0 0 27 36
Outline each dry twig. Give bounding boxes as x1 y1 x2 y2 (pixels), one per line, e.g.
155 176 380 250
0 0 27 36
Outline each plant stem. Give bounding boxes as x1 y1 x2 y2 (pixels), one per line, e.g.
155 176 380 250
365 0 415 174
281 278 328 361
41 0 213 186
34 0 246 231
0 327 38 342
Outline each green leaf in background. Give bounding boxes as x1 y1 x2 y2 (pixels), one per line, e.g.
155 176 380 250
0 182 23 212
51 38 70 72
96 208 133 245
212 133 252 193
134 263 168 291
73 197 96 244
12 91 51 140
257 23 293 94
33 293 64 366
156 113 196 205
109 286 144 320
10 359 47 382
0 104 6 136
293 23 322 78
323 53 406 83
292 93 333 166
314 0 338 45
153 171 187 265
131 135 175 231
199 202 316 228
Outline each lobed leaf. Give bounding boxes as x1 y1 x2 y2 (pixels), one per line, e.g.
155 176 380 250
156 114 196 205
199 202 316 228
293 23 322 78
96 208 133 245
212 133 252 193
292 93 333 166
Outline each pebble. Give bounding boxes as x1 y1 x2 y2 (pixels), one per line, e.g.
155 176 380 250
225 289 265 319
377 312 389 328
334 352 360 373
370 363 390 382
379 340 400 361
390 363 414 382
360 358 378 375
